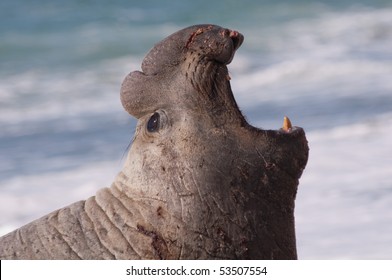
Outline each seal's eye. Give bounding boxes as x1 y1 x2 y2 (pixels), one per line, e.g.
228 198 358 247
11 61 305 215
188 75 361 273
147 112 160 132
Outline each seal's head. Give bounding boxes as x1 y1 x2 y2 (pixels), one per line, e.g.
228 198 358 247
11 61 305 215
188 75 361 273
121 24 245 120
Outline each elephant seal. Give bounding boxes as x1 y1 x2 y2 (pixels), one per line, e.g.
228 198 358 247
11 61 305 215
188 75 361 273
0 24 308 259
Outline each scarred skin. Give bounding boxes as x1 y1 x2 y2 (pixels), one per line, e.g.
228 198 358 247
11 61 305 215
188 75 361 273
0 24 308 259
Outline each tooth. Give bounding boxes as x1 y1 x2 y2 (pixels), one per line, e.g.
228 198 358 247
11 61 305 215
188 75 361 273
282 116 292 132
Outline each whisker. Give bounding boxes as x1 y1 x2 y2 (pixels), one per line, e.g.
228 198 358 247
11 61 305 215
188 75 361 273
120 128 136 162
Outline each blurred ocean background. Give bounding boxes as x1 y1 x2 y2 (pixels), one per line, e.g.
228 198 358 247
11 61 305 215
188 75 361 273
1 0 391 259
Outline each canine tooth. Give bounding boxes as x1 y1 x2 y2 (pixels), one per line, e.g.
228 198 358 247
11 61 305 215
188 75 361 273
282 116 292 131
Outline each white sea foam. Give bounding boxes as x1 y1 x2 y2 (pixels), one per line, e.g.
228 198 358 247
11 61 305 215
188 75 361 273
0 160 122 237
0 57 140 136
232 58 392 105
230 7 392 108
296 113 392 259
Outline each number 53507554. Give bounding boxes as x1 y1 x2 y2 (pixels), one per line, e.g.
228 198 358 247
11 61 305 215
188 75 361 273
219 266 267 276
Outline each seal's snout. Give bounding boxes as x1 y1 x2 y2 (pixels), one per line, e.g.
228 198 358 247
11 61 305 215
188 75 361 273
229 30 243 51
220 29 244 51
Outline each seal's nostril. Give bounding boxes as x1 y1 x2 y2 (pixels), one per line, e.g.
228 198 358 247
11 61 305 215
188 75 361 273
220 29 243 50
229 30 239 38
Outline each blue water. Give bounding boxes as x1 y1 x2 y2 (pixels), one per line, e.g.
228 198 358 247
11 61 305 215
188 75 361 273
1 0 392 259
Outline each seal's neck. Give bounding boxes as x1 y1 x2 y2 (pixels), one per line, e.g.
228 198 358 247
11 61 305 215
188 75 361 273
185 57 248 127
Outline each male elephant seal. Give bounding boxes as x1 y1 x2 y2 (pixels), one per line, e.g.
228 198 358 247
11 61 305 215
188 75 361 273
0 24 308 259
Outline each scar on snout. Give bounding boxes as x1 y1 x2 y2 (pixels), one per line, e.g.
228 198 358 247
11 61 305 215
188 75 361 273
185 25 213 48
185 28 203 48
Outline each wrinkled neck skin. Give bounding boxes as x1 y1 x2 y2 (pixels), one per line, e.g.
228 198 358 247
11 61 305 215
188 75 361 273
114 48 308 259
